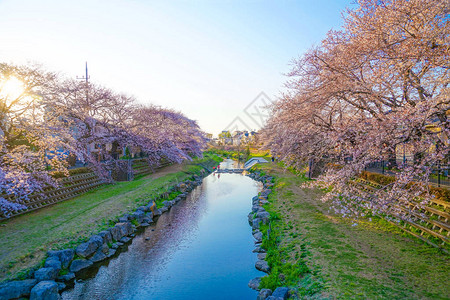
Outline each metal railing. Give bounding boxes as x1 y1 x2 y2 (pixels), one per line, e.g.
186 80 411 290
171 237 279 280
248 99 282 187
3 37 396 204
365 161 449 188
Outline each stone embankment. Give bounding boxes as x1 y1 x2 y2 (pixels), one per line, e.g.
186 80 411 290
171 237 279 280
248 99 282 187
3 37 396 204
0 172 209 300
247 171 291 300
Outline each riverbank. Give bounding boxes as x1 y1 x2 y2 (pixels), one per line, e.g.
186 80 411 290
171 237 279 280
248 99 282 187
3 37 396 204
250 162 449 299
0 153 221 283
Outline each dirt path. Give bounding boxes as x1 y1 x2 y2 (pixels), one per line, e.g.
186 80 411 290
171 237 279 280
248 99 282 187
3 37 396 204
149 163 185 179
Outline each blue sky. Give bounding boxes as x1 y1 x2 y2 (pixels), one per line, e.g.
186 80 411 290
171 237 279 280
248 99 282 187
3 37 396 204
0 0 352 135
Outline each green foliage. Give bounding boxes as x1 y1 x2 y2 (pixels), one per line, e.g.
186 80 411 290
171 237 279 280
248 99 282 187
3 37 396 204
14 268 34 281
218 131 231 139
298 274 325 297
117 146 132 159
244 146 251 161
429 186 450 202
68 167 92 176
168 191 181 199
200 152 223 164
7 255 44 280
59 236 89 250
360 171 396 185
51 167 92 179
269 210 281 221
259 220 313 291
207 148 264 162
59 268 69 276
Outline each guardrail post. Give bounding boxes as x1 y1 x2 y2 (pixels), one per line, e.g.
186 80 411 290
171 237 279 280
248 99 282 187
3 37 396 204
127 159 133 181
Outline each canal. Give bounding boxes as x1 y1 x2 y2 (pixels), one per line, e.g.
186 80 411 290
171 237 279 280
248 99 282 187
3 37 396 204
62 159 263 299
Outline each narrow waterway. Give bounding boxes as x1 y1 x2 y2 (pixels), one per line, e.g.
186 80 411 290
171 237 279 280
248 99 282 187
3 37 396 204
62 159 263 299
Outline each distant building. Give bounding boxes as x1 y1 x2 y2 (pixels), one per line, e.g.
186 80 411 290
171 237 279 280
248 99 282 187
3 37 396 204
217 129 260 146
218 130 232 145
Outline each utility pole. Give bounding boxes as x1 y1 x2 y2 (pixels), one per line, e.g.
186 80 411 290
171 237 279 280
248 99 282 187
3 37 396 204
77 62 91 167
77 62 90 105
77 61 90 84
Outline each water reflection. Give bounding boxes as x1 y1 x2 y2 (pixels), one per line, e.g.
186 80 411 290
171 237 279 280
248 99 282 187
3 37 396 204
219 158 242 169
62 164 262 300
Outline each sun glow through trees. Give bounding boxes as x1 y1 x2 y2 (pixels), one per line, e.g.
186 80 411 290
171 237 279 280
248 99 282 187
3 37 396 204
0 76 25 103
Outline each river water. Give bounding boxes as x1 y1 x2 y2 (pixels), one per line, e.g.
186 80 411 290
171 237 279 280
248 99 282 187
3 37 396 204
62 159 263 299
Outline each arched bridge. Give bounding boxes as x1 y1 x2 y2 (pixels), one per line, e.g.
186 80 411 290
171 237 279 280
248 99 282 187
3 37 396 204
215 157 268 173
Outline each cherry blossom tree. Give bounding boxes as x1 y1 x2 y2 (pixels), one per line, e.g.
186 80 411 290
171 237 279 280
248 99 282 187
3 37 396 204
54 79 205 166
263 0 449 217
0 63 206 217
50 79 135 176
130 105 205 165
0 63 83 215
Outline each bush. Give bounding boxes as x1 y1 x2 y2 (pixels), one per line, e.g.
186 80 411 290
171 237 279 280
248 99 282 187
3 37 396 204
360 171 396 186
429 186 450 202
327 162 343 170
51 167 92 179
69 167 91 176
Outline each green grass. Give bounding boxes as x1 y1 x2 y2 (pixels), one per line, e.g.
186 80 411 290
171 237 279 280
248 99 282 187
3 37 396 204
207 147 271 163
0 154 221 282
201 151 223 164
252 163 450 299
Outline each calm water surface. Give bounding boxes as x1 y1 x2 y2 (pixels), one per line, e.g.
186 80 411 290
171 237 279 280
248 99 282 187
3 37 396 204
62 159 263 300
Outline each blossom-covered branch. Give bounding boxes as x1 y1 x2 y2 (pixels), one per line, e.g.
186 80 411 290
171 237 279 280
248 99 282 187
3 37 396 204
0 63 206 216
263 0 449 218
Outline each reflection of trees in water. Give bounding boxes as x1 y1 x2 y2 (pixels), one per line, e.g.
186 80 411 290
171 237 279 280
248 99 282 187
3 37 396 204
63 179 209 300
220 159 242 169
63 173 262 300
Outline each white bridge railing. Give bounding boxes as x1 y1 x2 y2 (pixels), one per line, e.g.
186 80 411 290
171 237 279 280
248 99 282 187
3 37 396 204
243 157 268 169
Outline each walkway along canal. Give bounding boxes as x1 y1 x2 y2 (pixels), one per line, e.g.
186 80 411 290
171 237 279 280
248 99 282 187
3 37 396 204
62 159 264 299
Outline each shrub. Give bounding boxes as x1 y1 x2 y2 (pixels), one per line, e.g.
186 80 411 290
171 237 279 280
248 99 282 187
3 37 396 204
51 167 92 179
360 171 395 186
429 186 450 202
69 167 92 176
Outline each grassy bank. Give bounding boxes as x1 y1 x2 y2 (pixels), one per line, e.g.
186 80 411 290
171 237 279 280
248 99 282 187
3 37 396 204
0 153 222 282
208 147 271 163
252 162 449 299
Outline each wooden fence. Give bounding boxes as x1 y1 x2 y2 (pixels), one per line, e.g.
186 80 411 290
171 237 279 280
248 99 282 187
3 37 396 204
352 178 449 253
0 172 104 220
0 160 172 220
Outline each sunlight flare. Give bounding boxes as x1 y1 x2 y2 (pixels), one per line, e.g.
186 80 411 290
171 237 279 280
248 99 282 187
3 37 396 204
0 76 25 102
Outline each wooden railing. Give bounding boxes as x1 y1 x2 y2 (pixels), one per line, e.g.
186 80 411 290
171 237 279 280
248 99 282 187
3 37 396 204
0 172 104 220
0 160 173 220
352 178 449 253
